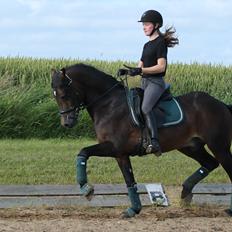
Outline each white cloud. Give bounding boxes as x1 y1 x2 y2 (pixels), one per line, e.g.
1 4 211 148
16 0 46 14
204 0 232 15
0 1 231 65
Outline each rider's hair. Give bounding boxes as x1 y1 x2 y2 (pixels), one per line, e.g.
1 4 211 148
159 26 179 48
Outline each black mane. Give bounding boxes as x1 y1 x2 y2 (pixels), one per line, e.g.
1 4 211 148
66 63 122 88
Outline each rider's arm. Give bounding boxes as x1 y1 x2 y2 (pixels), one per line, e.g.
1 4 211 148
141 58 166 75
138 60 144 68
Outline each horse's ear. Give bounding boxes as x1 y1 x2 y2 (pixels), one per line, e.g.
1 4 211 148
59 68 67 82
51 68 57 77
60 68 66 76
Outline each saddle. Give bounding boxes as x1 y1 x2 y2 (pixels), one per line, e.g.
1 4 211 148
127 84 184 129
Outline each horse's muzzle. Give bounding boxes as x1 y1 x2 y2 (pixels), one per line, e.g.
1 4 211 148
61 111 78 128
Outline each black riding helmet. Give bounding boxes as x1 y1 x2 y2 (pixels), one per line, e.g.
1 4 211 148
138 10 163 28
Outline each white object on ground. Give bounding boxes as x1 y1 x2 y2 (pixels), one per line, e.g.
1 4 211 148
145 183 169 206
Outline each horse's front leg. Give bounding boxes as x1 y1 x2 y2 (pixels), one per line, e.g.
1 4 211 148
77 141 116 198
116 156 142 218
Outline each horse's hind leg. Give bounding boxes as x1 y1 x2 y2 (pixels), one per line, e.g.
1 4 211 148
178 139 219 201
207 140 232 214
207 142 232 182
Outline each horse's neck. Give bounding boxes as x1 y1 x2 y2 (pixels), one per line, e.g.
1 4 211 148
76 72 121 106
85 87 127 119
71 68 126 117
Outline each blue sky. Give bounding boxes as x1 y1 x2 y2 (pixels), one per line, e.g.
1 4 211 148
1 0 232 65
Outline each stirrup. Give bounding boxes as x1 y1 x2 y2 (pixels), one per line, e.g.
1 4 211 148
146 144 162 157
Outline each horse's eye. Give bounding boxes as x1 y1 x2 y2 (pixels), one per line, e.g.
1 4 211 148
60 95 68 100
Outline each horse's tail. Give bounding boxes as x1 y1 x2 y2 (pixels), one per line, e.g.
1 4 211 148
227 105 232 115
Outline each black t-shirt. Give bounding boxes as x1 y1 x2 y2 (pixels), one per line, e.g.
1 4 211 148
140 36 167 78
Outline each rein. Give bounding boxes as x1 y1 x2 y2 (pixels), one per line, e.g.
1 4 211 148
82 81 123 110
59 73 126 115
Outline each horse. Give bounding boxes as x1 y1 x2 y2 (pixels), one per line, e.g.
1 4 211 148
51 63 232 218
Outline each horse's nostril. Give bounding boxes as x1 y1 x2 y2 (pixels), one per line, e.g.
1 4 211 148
64 123 70 127
64 121 75 128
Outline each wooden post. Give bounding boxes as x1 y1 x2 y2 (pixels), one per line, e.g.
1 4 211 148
230 193 232 212
0 183 231 209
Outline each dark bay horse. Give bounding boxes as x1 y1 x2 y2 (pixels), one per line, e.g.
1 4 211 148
51 63 232 218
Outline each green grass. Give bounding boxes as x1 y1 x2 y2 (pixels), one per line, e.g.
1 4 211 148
0 57 231 138
0 139 229 185
0 58 231 185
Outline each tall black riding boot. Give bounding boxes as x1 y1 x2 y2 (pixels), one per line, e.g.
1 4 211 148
143 111 162 156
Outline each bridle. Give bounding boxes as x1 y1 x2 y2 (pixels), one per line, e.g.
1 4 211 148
57 71 83 115
57 71 123 115
59 106 79 115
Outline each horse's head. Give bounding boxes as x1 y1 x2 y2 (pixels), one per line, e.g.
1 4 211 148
51 68 83 128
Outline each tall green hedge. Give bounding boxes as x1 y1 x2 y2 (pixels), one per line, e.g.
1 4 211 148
0 57 231 138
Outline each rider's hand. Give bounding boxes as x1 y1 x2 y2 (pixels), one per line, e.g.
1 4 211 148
117 68 128 76
127 67 142 76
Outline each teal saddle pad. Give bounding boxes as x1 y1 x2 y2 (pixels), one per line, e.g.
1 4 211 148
127 87 184 128
155 97 183 127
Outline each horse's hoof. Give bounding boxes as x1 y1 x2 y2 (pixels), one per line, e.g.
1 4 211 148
225 209 232 216
180 192 193 206
120 208 136 219
80 183 94 200
86 191 94 201
181 185 193 198
180 186 193 206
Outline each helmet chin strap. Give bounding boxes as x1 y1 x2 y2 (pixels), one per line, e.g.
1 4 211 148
148 24 159 37
149 29 156 36
149 29 158 37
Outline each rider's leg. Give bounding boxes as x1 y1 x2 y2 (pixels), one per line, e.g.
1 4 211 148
141 80 165 156
143 110 162 156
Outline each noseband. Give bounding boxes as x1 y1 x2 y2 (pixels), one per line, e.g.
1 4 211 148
59 106 77 115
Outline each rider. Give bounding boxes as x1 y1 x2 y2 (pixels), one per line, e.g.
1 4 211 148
118 10 179 156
